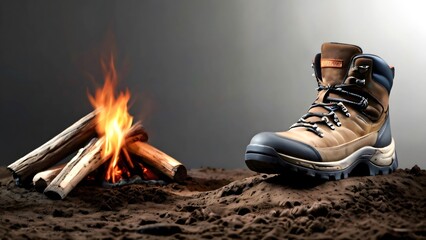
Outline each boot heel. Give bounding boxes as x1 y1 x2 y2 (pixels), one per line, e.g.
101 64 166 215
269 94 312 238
370 139 397 166
367 139 398 176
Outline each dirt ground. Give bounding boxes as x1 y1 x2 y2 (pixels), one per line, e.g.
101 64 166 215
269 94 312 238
0 166 425 239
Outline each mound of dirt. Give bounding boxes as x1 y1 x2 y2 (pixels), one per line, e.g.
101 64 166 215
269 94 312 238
0 166 425 239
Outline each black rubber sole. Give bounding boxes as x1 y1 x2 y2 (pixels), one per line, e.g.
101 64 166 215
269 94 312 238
245 144 398 180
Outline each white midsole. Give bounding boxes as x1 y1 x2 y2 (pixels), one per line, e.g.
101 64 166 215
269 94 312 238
277 139 396 171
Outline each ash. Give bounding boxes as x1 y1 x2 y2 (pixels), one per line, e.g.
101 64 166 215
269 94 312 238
102 175 167 188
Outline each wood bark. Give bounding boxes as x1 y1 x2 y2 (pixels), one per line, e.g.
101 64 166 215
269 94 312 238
7 111 98 186
126 141 187 182
32 165 64 192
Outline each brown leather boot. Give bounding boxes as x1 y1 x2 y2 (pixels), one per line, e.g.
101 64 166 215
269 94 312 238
245 42 398 180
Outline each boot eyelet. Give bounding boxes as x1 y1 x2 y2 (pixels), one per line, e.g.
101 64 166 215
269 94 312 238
358 65 370 73
355 79 366 86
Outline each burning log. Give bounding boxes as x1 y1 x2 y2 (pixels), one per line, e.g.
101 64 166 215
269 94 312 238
44 124 148 200
7 111 98 186
32 165 64 193
126 141 187 182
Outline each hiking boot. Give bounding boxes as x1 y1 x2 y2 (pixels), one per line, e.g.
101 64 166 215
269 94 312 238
245 42 398 180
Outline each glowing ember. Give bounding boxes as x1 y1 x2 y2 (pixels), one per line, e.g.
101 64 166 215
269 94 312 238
88 54 133 183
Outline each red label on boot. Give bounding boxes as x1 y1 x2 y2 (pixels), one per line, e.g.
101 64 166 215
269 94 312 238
321 59 343 68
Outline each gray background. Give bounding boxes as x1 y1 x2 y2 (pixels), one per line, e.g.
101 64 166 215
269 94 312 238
1 0 425 169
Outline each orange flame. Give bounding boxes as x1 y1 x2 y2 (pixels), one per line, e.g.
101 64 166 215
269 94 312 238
88 54 133 183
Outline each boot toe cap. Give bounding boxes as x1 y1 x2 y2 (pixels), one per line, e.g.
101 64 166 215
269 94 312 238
250 132 322 162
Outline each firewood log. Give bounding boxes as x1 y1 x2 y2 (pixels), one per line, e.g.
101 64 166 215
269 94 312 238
7 111 98 186
125 141 187 182
44 138 106 200
32 165 64 192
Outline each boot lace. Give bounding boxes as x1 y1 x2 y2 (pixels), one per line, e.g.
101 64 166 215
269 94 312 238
290 65 369 137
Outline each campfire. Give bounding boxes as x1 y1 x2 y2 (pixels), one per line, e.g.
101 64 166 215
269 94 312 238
7 54 187 200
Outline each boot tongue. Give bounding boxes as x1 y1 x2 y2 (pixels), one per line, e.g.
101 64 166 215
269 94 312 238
320 42 362 85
